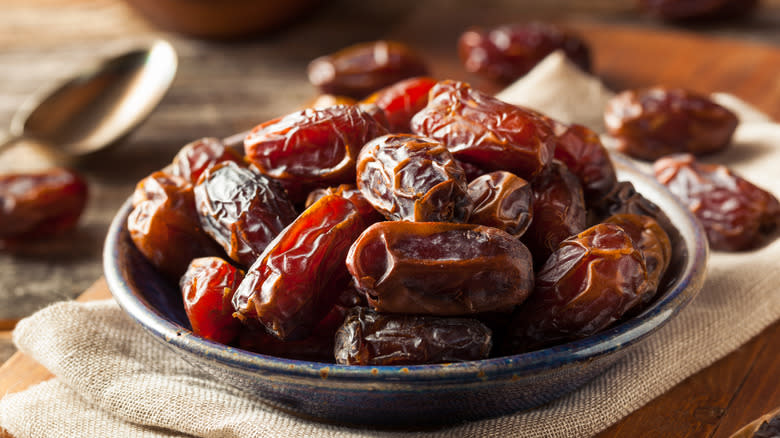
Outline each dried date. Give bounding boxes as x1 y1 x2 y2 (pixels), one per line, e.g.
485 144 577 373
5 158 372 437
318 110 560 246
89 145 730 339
232 195 368 340
244 104 387 188
346 221 534 315
239 305 348 362
553 123 617 203
180 257 244 344
169 137 243 184
588 180 674 234
128 172 222 280
505 223 649 353
605 87 738 161
361 76 437 133
467 171 533 238
654 154 780 251
356 134 473 222
458 22 591 82
307 40 429 99
411 80 556 180
522 161 587 265
604 213 672 304
305 184 383 224
334 307 492 365
0 167 88 241
194 162 297 267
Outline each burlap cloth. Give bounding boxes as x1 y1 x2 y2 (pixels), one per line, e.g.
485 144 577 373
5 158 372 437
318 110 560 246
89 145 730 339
1 53 779 438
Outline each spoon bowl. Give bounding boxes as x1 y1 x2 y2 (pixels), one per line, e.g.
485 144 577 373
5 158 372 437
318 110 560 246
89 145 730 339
1 40 177 157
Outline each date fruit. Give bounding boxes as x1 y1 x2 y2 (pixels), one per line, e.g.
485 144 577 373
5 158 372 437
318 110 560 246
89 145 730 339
605 87 738 161
588 180 673 233
239 305 348 362
180 257 244 344
194 162 297 267
467 171 533 238
334 307 492 365
356 134 473 222
458 22 591 82
244 104 387 188
128 172 221 279
411 80 556 180
361 76 437 133
553 123 617 203
505 223 649 353
232 195 367 340
604 213 672 303
346 221 534 315
0 167 88 241
654 154 780 251
522 161 587 264
305 184 383 224
307 40 429 99
169 137 243 184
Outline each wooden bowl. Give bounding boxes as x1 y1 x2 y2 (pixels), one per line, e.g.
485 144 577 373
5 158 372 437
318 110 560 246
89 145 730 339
122 0 320 39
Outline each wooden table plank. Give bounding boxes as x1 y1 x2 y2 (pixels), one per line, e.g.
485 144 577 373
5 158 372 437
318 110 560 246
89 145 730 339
710 322 780 438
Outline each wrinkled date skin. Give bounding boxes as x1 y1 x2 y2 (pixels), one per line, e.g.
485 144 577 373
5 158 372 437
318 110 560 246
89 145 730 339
605 87 738 161
468 171 533 238
194 162 297 267
361 76 437 133
180 257 244 344
604 214 672 304
346 221 534 315
305 184 383 224
169 137 243 184
244 105 387 189
639 0 759 20
411 80 556 180
232 195 367 341
588 181 674 235
522 161 587 265
0 167 88 241
504 223 649 353
307 40 429 99
239 305 348 362
458 22 591 83
334 307 492 365
356 134 473 222
553 123 617 203
654 154 780 251
128 172 222 280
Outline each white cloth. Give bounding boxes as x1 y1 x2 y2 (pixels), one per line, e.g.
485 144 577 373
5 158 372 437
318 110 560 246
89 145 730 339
2 53 779 438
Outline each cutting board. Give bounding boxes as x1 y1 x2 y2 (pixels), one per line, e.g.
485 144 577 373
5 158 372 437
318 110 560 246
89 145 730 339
1 23 779 438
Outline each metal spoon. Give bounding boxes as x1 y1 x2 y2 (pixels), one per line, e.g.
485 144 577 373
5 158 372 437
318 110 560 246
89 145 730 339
0 40 177 157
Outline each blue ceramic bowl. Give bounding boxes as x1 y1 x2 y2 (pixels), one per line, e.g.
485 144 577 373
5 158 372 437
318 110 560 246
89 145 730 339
104 153 708 426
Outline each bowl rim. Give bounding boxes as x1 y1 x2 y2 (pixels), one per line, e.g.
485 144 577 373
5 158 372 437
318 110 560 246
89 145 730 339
104 153 709 384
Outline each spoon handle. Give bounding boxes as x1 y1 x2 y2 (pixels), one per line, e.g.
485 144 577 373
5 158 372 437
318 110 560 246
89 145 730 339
0 131 21 155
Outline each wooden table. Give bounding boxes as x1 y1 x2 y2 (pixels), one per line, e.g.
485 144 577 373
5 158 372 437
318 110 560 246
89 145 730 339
1 1 779 436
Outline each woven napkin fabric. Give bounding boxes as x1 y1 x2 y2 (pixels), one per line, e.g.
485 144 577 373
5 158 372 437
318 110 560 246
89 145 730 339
2 52 779 438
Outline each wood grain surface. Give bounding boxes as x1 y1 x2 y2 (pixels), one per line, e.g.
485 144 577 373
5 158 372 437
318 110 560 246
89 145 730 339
0 1 779 437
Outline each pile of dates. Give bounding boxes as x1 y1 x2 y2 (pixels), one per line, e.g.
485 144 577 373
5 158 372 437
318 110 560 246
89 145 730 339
128 77 678 366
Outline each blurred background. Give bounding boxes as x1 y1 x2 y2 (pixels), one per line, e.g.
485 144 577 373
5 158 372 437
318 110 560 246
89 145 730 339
0 0 779 362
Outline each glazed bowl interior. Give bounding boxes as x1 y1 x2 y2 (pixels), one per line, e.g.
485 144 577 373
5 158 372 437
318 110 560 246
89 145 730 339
104 152 708 426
